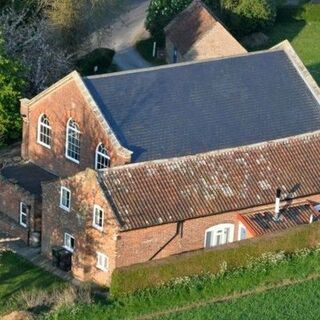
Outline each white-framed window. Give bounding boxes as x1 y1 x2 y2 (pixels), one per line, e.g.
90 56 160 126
60 187 71 212
238 222 247 241
204 223 234 248
37 114 52 148
65 118 80 163
19 202 28 228
93 205 104 230
96 252 108 271
95 143 110 170
64 233 75 252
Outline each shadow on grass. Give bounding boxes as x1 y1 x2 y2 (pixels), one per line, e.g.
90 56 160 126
307 63 320 85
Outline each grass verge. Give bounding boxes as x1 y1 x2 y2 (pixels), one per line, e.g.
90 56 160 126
0 251 65 316
45 247 320 320
156 277 320 320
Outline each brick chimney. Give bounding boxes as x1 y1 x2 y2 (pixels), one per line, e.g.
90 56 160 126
20 98 30 160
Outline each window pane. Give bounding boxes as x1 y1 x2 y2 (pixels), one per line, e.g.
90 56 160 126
96 144 110 170
38 115 51 147
66 120 80 161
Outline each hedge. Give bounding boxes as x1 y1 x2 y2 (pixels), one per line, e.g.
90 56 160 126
111 221 320 297
277 4 320 22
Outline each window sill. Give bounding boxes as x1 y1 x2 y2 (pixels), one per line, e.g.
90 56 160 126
63 245 74 253
60 205 70 212
37 140 51 149
20 222 27 228
65 155 80 164
93 224 103 232
96 265 108 272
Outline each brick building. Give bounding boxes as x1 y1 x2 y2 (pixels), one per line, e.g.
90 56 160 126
1 40 320 285
164 0 247 63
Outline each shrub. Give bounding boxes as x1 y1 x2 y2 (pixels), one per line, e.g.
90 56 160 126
227 0 277 35
75 48 115 76
111 222 320 297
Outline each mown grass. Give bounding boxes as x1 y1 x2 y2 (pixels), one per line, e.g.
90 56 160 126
44 248 320 320
156 278 320 320
0 251 65 315
257 4 320 84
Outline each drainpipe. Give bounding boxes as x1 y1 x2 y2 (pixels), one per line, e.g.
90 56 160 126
149 221 183 261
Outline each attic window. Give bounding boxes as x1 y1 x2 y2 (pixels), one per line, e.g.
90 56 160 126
95 143 110 170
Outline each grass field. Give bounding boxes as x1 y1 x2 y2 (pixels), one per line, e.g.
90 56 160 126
0 251 65 316
157 278 320 320
261 19 320 84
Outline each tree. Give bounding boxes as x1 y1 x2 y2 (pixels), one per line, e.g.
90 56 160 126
0 7 72 95
0 38 25 146
228 0 277 35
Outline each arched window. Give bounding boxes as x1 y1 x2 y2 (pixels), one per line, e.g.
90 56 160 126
204 223 234 248
95 143 110 170
65 119 80 163
37 114 51 148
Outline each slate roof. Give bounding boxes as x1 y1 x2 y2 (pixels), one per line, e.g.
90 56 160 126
99 131 320 231
239 204 318 236
84 49 320 163
164 0 217 55
1 162 56 196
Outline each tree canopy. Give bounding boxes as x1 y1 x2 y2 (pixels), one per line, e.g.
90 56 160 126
0 38 25 146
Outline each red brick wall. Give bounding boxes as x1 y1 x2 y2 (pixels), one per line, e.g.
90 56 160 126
0 177 37 243
41 169 118 285
22 77 129 178
116 211 240 268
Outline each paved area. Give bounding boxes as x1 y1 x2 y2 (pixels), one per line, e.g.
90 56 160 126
87 0 151 70
0 234 80 285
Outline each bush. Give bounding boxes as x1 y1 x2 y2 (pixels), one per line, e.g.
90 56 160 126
75 48 115 76
227 0 277 35
111 222 320 297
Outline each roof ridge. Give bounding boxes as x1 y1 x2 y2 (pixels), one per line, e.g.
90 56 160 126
102 129 320 174
85 49 276 81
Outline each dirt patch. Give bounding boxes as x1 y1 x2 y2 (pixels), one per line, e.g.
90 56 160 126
1 311 34 320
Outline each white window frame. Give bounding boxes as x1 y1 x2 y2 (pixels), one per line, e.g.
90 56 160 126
19 202 28 228
37 114 52 149
64 233 75 252
60 187 71 212
65 118 80 164
96 252 108 271
204 223 234 248
238 222 247 241
95 143 111 171
92 205 104 231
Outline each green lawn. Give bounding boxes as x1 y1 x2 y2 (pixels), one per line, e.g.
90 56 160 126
257 9 320 84
157 278 320 320
0 251 65 316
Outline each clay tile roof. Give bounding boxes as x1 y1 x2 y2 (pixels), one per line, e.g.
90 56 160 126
100 131 320 231
164 0 218 55
239 204 318 236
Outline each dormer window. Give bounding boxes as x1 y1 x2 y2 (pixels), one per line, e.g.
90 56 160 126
65 118 80 163
95 143 110 170
37 114 51 148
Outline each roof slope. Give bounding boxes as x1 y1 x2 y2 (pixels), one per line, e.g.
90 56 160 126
1 163 57 196
85 49 320 162
239 204 318 236
100 131 320 231
164 0 246 56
